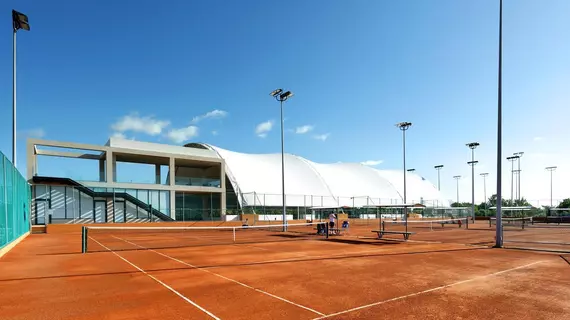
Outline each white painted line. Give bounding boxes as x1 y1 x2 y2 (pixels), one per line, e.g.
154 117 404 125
312 260 545 319
113 236 325 317
90 237 220 320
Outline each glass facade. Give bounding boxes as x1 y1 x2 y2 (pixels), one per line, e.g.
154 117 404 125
32 185 171 224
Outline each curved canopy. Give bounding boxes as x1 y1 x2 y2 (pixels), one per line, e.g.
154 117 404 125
191 144 450 208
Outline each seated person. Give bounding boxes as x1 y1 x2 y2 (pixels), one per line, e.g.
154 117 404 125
242 218 249 227
342 220 349 230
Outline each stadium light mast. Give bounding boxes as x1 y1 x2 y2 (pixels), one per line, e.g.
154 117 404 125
495 0 503 248
466 142 480 222
545 166 557 207
513 152 524 200
396 122 412 223
12 10 30 167
480 173 489 208
270 88 293 231
506 156 519 203
434 165 444 191
453 175 461 204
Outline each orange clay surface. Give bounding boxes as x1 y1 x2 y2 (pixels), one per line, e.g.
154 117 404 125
1 220 569 320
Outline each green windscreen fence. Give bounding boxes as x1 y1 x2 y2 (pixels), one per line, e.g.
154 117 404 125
0 152 31 250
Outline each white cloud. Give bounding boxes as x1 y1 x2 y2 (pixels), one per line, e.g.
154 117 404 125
295 125 314 134
111 113 170 136
191 109 228 124
361 160 383 166
533 137 543 141
22 128 45 138
211 130 218 136
255 120 274 138
313 133 330 141
111 132 126 139
166 126 199 143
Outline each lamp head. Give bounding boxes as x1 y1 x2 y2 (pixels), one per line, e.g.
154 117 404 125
466 142 480 149
467 160 479 165
434 165 444 169
280 91 293 101
270 89 283 97
396 122 412 130
453 175 461 179
407 169 415 172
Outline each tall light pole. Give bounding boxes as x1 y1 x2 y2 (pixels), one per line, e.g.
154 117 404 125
506 155 519 203
495 0 504 248
513 152 523 200
12 10 30 167
467 142 480 221
453 175 461 204
434 165 444 191
480 173 489 208
396 122 412 222
545 166 557 207
270 89 293 230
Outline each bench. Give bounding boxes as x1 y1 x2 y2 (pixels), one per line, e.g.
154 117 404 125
371 230 416 241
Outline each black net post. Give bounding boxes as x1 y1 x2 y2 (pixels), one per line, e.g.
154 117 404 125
81 226 88 253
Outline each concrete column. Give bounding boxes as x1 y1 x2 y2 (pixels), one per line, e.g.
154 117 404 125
169 157 175 186
220 161 226 220
26 141 35 180
99 159 105 182
169 157 176 220
155 164 161 184
169 190 176 220
105 151 114 183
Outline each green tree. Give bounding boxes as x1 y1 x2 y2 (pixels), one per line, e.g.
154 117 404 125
558 198 570 209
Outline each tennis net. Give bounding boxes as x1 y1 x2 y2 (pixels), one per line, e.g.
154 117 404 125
81 222 328 253
381 218 468 232
489 217 532 229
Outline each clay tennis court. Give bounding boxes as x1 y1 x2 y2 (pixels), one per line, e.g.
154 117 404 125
1 220 569 319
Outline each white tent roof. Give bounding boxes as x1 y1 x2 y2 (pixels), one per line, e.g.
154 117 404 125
195 144 450 208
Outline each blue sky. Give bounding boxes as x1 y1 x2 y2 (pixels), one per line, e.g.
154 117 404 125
1 0 569 204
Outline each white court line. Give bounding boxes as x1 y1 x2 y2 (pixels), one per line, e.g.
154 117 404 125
89 237 220 320
113 236 325 317
312 260 545 319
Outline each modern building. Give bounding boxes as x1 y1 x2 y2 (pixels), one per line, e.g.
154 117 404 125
27 138 451 224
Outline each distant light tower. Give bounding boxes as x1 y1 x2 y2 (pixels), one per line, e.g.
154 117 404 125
466 142 480 221
396 122 412 223
453 175 461 204
396 122 412 206
545 166 557 207
270 88 294 230
513 152 524 200
480 173 489 208
434 165 444 191
506 155 519 203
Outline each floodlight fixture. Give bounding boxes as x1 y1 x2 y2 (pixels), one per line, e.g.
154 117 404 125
407 168 415 172
396 122 412 130
270 88 283 97
434 165 443 169
280 91 293 101
467 160 479 166
466 142 480 149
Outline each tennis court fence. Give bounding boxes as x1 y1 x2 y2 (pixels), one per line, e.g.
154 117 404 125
0 152 31 250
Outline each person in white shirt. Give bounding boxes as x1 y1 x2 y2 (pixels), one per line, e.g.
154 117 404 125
329 212 336 231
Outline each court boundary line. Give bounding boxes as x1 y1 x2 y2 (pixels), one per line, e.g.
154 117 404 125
89 237 220 320
311 260 545 320
112 235 325 317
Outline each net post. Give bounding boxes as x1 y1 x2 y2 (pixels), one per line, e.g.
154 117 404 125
233 227 236 242
381 220 385 232
81 226 87 253
325 222 329 239
466 217 469 230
